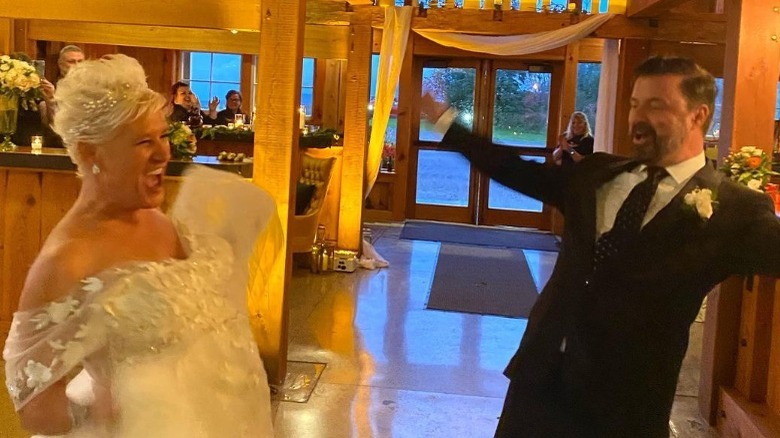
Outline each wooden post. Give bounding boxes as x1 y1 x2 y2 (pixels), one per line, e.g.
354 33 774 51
338 10 372 252
611 38 649 158
252 0 306 384
700 0 780 425
550 42 579 235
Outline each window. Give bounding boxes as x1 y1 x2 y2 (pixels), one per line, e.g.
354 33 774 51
182 52 241 110
301 58 315 116
575 62 601 130
369 54 401 144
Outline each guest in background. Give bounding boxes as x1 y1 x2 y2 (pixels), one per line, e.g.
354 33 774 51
213 90 244 126
169 81 217 126
8 52 62 147
552 111 594 166
56 45 84 81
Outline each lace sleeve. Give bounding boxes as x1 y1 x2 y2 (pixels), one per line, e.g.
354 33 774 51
170 165 282 309
3 277 108 411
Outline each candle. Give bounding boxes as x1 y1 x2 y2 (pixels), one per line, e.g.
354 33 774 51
31 136 43 153
234 113 244 128
299 105 306 130
568 2 576 10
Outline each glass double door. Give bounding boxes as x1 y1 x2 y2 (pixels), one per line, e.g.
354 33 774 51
409 59 556 229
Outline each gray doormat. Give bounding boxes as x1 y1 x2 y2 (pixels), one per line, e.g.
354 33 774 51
401 220 559 252
426 243 539 319
270 361 327 403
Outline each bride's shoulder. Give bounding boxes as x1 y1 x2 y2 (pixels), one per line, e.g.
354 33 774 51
18 235 101 312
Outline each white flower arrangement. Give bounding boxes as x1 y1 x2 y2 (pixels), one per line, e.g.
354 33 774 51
720 146 778 192
168 121 197 159
683 187 716 221
0 55 43 110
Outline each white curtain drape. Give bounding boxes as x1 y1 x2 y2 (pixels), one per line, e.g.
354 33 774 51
414 14 614 56
594 38 620 153
365 6 413 195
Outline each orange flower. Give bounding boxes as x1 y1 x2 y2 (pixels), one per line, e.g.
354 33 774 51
747 156 762 169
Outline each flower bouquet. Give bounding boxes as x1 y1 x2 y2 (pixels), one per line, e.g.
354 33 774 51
168 121 197 159
720 146 778 192
381 142 396 172
0 55 43 149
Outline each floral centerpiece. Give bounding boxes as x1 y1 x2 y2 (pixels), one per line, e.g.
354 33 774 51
720 146 778 192
381 142 396 172
168 121 197 159
0 55 43 150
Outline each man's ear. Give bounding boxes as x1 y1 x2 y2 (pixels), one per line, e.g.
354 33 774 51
693 104 711 130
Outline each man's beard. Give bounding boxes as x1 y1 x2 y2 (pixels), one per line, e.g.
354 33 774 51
630 121 682 165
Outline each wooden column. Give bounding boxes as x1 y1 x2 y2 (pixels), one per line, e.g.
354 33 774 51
0 19 11 54
338 10 372 252
252 0 306 384
551 42 579 235
700 0 780 429
611 38 650 158
391 28 415 221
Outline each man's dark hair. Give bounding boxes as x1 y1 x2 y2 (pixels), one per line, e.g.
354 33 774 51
634 56 717 135
170 81 190 104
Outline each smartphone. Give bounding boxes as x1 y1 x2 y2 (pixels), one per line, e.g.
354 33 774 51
33 60 45 77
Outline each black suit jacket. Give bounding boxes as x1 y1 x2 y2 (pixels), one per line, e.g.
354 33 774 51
442 123 780 437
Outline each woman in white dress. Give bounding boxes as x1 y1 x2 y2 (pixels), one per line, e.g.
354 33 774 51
3 54 280 437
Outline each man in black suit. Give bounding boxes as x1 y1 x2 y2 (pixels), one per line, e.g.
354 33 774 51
430 56 780 437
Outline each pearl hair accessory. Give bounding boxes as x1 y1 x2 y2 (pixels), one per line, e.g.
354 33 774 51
92 164 101 175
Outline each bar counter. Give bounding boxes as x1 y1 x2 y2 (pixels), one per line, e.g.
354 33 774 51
0 147 252 345
0 147 253 177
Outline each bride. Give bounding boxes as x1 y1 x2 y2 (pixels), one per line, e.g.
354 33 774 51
3 54 280 437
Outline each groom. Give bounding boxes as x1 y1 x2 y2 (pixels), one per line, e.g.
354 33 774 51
428 56 780 437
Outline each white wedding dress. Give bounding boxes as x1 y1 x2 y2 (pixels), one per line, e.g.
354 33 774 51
3 166 282 437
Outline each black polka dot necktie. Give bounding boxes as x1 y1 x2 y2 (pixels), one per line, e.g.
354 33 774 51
593 166 668 270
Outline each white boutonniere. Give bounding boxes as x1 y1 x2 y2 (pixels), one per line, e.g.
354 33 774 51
683 187 716 220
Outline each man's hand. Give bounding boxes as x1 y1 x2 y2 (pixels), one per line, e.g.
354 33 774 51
420 92 449 123
40 79 55 102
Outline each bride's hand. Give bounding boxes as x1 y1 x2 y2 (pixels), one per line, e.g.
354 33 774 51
420 92 449 123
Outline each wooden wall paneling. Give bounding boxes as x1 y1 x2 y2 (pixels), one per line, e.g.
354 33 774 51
611 38 650 157
322 59 343 129
338 10 372 251
39 172 80 241
404 53 424 220
13 19 35 56
2 171 42 328
700 278 743 424
627 0 693 17
119 47 176 95
338 57 349 131
0 170 7 334
252 0 306 384
718 387 780 437
769 279 780 415
647 41 726 78
0 18 12 54
240 54 254 116
734 277 775 402
312 59 327 124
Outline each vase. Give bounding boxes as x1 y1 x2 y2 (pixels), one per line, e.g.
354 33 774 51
0 94 19 151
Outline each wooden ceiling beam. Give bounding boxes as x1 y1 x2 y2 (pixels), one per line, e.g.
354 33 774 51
626 0 694 17
25 20 349 59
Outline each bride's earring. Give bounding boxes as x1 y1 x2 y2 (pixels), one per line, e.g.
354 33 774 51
92 164 101 175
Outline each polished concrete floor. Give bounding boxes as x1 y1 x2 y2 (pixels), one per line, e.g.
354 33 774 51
0 223 717 437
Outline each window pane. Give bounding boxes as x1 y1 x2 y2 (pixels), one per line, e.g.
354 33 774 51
301 87 313 114
492 70 551 148
211 54 241 82
416 150 471 207
599 0 609 13
189 53 212 81
581 0 593 12
550 0 566 7
420 67 476 142
487 156 544 212
301 58 315 88
708 78 723 139
575 62 600 132
189 81 210 109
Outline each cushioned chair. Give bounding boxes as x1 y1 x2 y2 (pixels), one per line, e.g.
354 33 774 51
289 153 336 253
